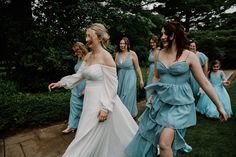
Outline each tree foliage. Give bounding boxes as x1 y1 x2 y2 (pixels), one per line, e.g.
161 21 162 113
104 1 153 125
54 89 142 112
152 0 235 31
0 0 235 92
188 29 236 68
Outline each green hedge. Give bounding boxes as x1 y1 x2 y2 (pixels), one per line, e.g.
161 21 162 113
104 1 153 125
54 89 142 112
0 90 70 131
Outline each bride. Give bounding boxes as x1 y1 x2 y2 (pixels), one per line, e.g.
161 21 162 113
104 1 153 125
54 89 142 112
48 23 138 157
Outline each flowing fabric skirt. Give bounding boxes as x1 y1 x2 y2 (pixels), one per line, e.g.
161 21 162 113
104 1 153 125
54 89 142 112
196 85 232 118
63 81 138 157
125 93 196 157
117 69 138 117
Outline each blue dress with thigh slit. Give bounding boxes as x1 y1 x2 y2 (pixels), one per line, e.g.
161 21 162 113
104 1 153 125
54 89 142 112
125 55 196 157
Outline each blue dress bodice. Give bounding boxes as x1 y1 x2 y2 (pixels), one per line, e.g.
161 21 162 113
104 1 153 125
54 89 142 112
157 61 190 84
148 51 155 63
209 70 225 86
153 60 194 105
116 52 134 70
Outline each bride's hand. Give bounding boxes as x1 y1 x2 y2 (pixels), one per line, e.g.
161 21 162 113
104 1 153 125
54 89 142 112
97 110 108 122
48 82 60 91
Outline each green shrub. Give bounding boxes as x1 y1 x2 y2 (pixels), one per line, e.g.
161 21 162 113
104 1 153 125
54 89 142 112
0 80 17 95
0 90 71 131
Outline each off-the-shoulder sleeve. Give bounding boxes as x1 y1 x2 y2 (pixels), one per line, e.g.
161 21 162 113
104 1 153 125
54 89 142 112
58 61 86 89
100 66 118 112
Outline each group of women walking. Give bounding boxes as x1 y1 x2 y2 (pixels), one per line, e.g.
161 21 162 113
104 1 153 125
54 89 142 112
48 21 231 157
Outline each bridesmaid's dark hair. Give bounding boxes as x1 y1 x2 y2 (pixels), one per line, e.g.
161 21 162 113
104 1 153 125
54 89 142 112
208 60 221 79
161 21 188 60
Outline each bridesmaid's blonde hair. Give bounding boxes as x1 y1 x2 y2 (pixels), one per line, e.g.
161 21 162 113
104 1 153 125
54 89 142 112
87 23 110 49
72 42 88 58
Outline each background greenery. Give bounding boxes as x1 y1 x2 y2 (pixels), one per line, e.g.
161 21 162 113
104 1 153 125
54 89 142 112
0 80 71 131
0 0 235 93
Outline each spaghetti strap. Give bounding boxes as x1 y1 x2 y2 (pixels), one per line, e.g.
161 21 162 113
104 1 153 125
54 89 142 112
185 51 191 61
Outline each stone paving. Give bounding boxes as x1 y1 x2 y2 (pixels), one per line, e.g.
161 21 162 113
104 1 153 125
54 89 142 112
0 100 146 157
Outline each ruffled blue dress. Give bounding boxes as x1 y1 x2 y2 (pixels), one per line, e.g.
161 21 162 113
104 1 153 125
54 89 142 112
146 51 155 99
189 51 208 102
116 52 138 117
125 56 196 157
196 70 232 118
68 61 86 129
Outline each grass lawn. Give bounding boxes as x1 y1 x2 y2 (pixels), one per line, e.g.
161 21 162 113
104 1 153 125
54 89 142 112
182 81 236 157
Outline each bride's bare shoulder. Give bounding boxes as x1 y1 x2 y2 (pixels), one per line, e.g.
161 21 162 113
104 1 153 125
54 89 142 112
103 50 116 68
84 52 92 62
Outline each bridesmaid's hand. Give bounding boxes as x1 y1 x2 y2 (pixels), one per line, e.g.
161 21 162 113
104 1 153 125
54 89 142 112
223 80 230 87
98 110 108 122
140 80 144 89
48 82 60 91
218 107 228 122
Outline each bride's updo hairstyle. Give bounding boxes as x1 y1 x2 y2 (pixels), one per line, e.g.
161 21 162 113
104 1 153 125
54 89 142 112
87 23 110 49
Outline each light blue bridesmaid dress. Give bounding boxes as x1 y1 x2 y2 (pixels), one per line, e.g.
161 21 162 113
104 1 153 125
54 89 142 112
146 51 155 100
125 52 196 157
116 51 138 117
189 51 208 102
196 70 232 118
68 60 86 129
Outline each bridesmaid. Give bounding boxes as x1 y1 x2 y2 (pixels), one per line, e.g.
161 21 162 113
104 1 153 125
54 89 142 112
125 21 228 157
196 59 233 118
146 35 159 100
62 42 88 134
188 40 208 103
115 37 144 118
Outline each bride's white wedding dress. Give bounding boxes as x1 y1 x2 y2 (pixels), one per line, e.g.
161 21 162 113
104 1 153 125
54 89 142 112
58 63 138 157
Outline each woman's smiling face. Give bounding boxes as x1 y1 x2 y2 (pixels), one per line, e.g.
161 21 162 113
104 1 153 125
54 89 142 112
160 28 169 48
150 39 157 50
86 28 100 49
119 39 127 51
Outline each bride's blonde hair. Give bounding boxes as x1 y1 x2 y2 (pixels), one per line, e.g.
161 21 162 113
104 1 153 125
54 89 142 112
87 23 110 49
